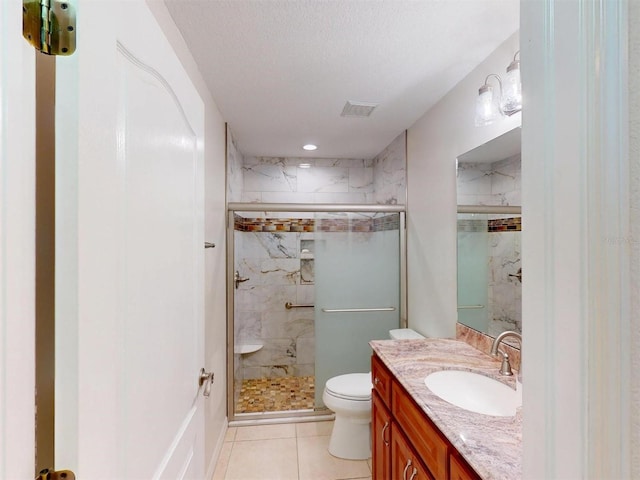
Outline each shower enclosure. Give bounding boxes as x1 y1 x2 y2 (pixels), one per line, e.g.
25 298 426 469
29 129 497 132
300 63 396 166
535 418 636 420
227 203 406 422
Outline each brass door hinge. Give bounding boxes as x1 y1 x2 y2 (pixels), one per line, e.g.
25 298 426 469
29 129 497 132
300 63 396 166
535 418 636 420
36 469 75 480
23 0 76 56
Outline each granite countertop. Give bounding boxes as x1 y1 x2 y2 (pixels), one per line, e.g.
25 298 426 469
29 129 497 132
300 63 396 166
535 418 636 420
370 338 522 480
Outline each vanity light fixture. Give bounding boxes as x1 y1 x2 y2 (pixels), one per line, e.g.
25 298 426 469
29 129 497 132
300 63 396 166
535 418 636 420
475 51 522 126
302 144 318 151
501 51 522 116
475 74 503 127
299 163 312 169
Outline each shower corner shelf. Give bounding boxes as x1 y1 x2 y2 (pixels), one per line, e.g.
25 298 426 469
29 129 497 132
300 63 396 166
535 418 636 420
234 343 263 355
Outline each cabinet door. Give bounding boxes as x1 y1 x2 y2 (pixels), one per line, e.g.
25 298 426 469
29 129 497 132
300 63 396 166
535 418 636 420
391 427 434 480
449 453 480 480
372 391 392 480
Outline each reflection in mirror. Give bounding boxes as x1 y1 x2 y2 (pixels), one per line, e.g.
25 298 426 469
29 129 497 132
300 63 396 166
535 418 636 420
457 212 521 336
456 127 521 339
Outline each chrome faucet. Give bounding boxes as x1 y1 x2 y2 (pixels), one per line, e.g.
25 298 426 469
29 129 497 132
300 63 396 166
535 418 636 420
490 330 522 376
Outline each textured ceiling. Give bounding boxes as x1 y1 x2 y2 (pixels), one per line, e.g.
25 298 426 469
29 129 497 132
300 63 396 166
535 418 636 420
164 1 519 159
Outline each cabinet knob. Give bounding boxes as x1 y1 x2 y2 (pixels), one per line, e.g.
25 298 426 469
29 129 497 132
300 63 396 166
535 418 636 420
374 377 379 385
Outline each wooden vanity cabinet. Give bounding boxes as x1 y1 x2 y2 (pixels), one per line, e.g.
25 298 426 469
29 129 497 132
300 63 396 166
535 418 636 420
371 354 481 480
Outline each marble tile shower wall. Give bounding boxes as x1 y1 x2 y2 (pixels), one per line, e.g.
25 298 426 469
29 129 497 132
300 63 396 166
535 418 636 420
487 230 522 335
238 134 406 205
234 229 316 380
240 156 375 204
457 153 521 206
373 132 406 205
457 154 522 334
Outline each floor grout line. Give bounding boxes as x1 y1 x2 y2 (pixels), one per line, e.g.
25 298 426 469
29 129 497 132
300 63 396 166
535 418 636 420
220 422 372 480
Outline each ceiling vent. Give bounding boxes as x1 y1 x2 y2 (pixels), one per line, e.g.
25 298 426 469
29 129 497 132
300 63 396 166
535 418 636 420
341 101 378 117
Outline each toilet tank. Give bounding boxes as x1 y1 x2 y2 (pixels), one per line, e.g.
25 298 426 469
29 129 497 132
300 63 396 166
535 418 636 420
389 328 425 340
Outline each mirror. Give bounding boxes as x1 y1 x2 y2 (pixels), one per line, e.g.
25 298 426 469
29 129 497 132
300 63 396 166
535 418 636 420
456 127 521 338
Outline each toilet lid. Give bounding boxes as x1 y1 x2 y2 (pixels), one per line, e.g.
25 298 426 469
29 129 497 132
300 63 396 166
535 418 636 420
325 373 372 400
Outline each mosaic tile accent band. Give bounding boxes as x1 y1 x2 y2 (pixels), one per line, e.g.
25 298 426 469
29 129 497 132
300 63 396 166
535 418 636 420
234 214 314 232
234 213 400 233
457 216 521 233
488 216 521 232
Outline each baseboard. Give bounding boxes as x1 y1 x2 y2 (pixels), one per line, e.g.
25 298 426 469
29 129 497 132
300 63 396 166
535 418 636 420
205 417 229 480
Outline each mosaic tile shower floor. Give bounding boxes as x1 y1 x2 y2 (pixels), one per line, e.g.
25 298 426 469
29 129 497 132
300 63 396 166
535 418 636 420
236 376 315 414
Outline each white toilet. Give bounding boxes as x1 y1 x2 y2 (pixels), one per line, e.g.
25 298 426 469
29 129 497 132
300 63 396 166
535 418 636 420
322 328 425 460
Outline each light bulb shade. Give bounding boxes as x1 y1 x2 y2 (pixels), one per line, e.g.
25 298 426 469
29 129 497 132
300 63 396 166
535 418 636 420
475 85 502 126
501 61 522 116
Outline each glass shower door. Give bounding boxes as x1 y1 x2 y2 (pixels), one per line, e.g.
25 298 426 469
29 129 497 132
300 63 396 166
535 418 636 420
314 212 402 407
457 213 489 332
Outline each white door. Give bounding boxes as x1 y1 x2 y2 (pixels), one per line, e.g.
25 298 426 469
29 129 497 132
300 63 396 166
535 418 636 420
0 1 36 478
55 1 205 478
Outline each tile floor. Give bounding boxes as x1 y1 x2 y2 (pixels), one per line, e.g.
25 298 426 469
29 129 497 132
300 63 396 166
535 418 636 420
213 421 372 480
235 376 315 413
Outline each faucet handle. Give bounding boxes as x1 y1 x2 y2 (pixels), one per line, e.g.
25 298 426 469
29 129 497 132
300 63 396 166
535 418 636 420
496 350 514 376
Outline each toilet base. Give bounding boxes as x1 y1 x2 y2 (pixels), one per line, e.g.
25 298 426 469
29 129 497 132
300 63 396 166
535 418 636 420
328 414 371 460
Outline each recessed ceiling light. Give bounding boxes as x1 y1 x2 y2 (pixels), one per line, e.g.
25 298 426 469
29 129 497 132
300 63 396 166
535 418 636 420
302 144 318 151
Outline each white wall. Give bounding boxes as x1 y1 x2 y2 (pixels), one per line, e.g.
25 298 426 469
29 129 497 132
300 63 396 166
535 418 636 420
0 2 36 476
146 2 228 477
406 32 520 338
629 1 640 476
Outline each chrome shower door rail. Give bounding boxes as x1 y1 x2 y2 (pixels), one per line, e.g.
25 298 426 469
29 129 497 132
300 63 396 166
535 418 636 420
229 202 406 213
321 307 396 313
457 205 521 214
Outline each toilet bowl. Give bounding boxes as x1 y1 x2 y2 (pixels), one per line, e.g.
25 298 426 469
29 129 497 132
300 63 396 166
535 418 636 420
322 373 372 459
322 328 425 460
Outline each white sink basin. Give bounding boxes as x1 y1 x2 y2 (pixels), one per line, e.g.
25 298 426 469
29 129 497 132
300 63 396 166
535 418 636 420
424 370 520 417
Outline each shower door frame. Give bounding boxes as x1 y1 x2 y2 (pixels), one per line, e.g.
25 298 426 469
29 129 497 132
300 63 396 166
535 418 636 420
226 203 407 424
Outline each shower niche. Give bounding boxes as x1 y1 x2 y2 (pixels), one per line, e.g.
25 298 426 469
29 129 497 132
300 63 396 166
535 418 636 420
299 239 315 284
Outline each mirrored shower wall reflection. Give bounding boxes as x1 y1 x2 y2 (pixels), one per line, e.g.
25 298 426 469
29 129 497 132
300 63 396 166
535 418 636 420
227 205 404 420
457 211 522 337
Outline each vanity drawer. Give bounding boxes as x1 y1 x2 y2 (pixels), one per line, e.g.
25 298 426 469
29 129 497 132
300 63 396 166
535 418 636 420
371 354 392 407
392 380 448 480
